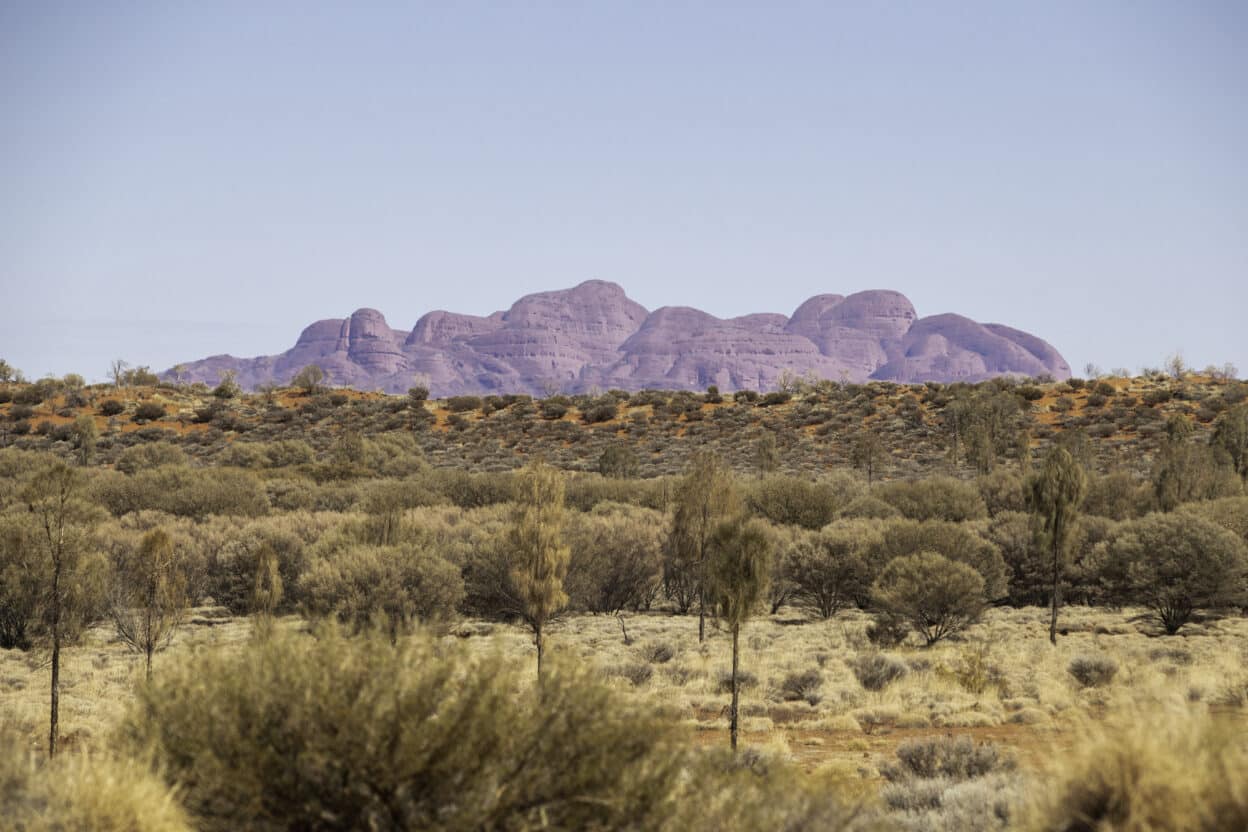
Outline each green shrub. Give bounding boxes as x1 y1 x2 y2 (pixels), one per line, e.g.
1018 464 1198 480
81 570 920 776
745 475 848 530
0 733 191 831
133 402 166 422
876 476 988 522
564 505 664 613
115 442 188 475
120 629 695 832
779 669 823 705
759 391 791 406
838 494 901 519
300 544 463 639
582 400 618 424
1068 654 1118 688
847 652 908 691
871 552 985 646
884 736 1014 782
8 404 35 421
878 518 1008 601
1020 709 1248 832
446 395 482 413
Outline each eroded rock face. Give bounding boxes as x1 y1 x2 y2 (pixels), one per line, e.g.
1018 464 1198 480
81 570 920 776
168 281 1070 394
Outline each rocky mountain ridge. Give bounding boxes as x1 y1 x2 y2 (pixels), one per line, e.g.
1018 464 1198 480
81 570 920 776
168 281 1071 395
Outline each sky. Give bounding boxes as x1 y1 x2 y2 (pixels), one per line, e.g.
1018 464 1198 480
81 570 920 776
2 1 1245 382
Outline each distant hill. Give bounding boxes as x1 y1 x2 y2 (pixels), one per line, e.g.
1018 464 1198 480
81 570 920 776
168 281 1071 396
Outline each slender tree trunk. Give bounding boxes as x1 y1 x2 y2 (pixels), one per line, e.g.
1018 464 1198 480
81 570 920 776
535 620 544 682
698 589 705 642
697 544 706 643
49 634 60 758
730 623 740 752
145 642 153 682
1049 533 1060 646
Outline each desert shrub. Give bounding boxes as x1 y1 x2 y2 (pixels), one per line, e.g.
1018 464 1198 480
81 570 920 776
884 736 1014 782
0 733 191 831
116 467 269 519
871 552 985 646
838 494 901 519
1017 385 1044 401
848 652 909 691
865 613 910 647
563 505 664 613
977 468 1025 516
563 475 668 512
115 442 188 475
1019 709 1248 832
876 476 988 522
608 662 654 686
985 510 1046 606
201 520 310 613
119 629 698 832
1068 654 1118 688
716 668 758 693
459 527 526 621
11 386 45 405
582 400 618 424
779 669 823 705
877 518 1009 601
8 404 35 421
0 513 42 650
1082 471 1151 520
1177 496 1248 543
1093 513 1248 633
744 475 858 530
445 395 482 413
132 402 166 422
597 444 640 478
300 544 463 640
755 391 788 407
645 642 676 664
783 522 878 618
1147 646 1193 666
540 399 569 420
424 468 515 508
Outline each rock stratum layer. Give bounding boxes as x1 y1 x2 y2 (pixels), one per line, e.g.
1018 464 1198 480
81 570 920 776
169 281 1071 395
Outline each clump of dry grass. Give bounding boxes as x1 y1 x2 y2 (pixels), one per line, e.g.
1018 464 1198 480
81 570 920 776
1068 654 1119 688
0 729 190 831
1019 707 1248 831
848 652 909 691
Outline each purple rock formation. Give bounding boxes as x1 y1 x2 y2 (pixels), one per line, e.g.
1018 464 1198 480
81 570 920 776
167 281 1071 395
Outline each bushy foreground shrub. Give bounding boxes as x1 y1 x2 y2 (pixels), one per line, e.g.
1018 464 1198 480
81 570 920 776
877 736 1018 831
119 628 864 832
0 731 190 831
300 544 464 639
1019 709 1248 831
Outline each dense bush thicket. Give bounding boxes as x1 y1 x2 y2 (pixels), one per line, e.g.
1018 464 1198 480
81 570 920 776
117 628 861 832
1 376 1246 658
0 419 1244 650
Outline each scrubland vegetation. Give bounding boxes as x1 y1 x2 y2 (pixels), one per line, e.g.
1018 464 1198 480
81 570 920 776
2 362 1247 829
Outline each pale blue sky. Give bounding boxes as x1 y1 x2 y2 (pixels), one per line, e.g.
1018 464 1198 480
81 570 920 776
2 2 1245 381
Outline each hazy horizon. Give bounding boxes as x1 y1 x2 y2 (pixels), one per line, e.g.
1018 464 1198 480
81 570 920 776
3 3 1245 382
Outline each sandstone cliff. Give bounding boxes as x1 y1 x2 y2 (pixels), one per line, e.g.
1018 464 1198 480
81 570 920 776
169 280 1071 395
